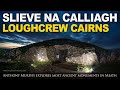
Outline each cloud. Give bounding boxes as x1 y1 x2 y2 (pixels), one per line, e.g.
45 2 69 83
70 33 95 43
0 42 25 49
0 33 36 49
0 33 35 45
0 34 14 40
14 34 35 44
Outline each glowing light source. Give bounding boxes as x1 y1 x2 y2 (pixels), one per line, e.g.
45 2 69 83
31 64 37 68
82 67 93 73
77 65 93 73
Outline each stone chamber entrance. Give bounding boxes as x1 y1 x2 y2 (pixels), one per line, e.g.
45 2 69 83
46 45 69 64
56 49 68 62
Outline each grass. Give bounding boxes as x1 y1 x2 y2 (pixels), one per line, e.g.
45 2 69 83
0 60 120 73
54 62 78 71
94 62 120 73
31 61 52 68
0 60 53 73
0 61 31 73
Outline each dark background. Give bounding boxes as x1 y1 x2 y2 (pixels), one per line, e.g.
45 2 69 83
0 0 120 10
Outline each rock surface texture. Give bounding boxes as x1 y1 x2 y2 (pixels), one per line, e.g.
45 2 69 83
0 39 120 65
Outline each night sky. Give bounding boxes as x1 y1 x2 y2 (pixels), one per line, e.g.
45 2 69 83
0 11 120 49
